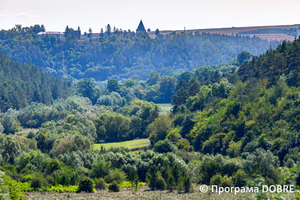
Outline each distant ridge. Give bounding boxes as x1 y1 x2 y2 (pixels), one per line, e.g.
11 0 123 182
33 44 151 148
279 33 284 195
150 24 300 41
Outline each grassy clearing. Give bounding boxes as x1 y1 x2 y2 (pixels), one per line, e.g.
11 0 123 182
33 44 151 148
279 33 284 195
16 128 39 136
93 139 150 151
157 103 172 115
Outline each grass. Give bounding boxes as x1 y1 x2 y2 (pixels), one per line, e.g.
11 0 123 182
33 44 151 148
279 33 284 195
24 186 300 200
93 139 150 151
16 128 39 136
157 103 172 115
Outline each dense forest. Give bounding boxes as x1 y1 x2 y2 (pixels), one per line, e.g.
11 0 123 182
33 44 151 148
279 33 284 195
0 25 281 80
0 51 70 112
1 26 300 199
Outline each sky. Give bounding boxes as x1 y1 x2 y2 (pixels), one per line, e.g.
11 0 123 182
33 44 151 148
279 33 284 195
0 0 300 33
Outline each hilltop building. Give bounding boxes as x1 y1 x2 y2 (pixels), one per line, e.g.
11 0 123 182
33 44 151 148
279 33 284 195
136 20 146 35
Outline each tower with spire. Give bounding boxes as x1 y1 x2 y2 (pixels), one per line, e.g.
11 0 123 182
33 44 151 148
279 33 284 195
136 20 146 35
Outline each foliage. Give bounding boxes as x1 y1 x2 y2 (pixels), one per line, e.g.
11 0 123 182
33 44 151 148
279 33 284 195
30 175 44 190
91 160 111 178
77 177 94 193
153 139 177 153
0 134 25 164
0 171 9 200
1 114 21 134
95 112 131 142
3 175 26 200
0 26 280 81
108 181 120 192
0 51 70 112
78 78 99 104
155 176 166 190
35 113 96 152
148 115 172 145
16 96 91 128
96 92 125 107
123 99 160 138
51 133 92 155
127 168 139 191
232 169 247 187
95 178 106 190
238 38 300 82
46 185 78 193
146 165 158 190
104 169 125 184
237 51 251 64
183 173 192 193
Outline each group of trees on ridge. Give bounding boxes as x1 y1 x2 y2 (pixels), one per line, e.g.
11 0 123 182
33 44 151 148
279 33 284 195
0 51 70 112
0 24 281 81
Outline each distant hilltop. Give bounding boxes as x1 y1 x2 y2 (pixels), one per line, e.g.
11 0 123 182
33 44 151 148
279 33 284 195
153 24 300 41
37 22 300 42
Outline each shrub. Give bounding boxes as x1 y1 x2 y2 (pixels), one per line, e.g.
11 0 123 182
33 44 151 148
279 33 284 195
146 165 158 190
167 175 175 192
284 158 295 168
46 159 61 174
30 176 43 190
153 139 177 153
183 174 192 193
232 169 247 187
104 169 125 184
176 138 194 152
4 175 26 200
47 185 78 193
95 178 106 190
91 160 111 178
51 133 92 156
155 177 166 190
0 171 9 199
26 131 35 139
210 174 222 186
77 177 94 193
108 181 120 192
220 175 233 188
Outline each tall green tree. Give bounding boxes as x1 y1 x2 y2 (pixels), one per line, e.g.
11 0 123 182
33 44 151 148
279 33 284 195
159 77 176 103
78 78 98 104
107 79 119 92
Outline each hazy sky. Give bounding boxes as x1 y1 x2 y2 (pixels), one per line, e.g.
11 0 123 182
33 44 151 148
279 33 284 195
1 0 299 33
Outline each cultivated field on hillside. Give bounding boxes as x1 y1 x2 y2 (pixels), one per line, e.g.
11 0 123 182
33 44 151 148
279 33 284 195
93 139 150 151
152 24 300 41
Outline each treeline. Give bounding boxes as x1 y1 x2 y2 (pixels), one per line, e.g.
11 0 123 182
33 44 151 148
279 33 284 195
0 96 91 135
74 61 239 107
238 38 300 84
0 25 281 80
0 51 70 112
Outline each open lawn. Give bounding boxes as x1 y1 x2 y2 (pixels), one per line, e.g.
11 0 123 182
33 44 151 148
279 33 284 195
157 103 172 115
93 139 150 151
